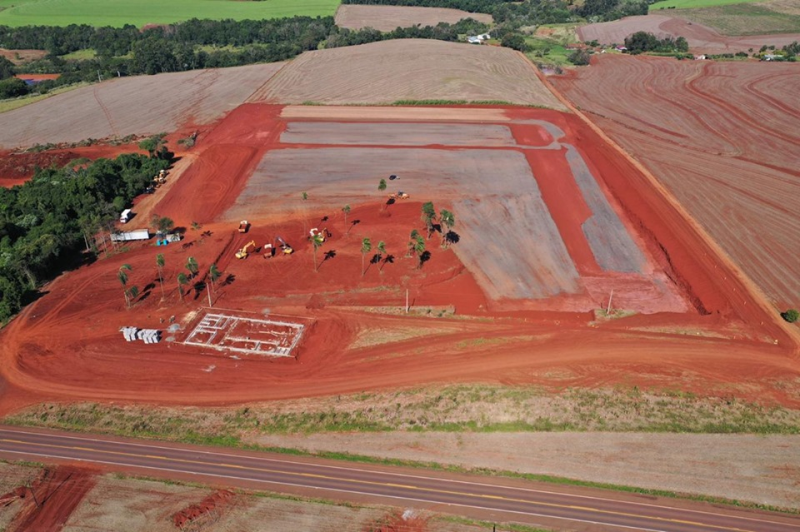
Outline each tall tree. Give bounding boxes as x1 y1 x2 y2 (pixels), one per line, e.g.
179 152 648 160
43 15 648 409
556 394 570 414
439 209 455 247
186 256 199 278
156 253 166 300
117 264 136 309
421 202 436 239
310 232 325 272
361 237 372 277
342 204 351 234
209 264 221 292
407 229 420 258
176 272 188 302
414 236 426 269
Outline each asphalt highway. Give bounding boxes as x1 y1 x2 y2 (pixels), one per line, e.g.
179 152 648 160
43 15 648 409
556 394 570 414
1 426 798 532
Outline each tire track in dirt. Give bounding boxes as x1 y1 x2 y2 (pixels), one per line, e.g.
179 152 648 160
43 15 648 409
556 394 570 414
92 84 118 138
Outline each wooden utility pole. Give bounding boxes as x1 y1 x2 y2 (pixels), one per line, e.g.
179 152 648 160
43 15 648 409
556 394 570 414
606 289 614 315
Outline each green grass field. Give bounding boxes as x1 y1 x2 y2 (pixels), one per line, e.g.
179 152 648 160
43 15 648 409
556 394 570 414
0 0 340 27
650 0 757 9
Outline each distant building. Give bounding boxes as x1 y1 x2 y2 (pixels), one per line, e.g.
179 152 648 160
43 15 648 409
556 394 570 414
467 36 482 44
694 54 706 60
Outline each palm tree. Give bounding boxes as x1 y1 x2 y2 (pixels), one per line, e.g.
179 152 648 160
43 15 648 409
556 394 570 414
421 202 436 239
310 233 325 272
118 264 133 308
376 241 387 271
439 209 455 247
177 273 188 302
209 264 221 291
186 256 199 278
156 253 165 299
414 235 426 269
407 229 420 258
342 204 351 234
361 237 372 277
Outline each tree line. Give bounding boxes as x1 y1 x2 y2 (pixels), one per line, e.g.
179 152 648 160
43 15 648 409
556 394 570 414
624 31 689 54
0 148 170 323
0 16 488 98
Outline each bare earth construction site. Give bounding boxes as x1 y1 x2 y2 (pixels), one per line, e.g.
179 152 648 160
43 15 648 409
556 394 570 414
0 38 798 439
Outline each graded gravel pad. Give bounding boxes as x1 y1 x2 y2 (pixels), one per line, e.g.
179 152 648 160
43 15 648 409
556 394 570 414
454 195 580 299
225 147 536 220
564 145 646 274
280 121 518 147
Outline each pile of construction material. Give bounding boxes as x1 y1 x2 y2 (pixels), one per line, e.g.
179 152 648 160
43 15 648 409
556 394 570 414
120 326 161 344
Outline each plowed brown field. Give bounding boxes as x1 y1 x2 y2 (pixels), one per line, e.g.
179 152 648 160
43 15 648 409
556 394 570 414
249 39 567 109
335 5 492 31
551 54 800 309
577 14 800 53
0 100 797 414
0 63 285 149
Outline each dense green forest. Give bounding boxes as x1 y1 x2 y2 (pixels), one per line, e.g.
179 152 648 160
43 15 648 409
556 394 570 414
0 151 170 322
624 31 688 54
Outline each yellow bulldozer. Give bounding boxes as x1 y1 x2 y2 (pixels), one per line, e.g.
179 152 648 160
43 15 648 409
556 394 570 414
235 240 256 259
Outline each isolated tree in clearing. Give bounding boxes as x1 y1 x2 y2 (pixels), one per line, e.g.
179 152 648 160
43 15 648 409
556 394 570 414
310 232 325 272
209 264 221 292
117 264 137 309
439 209 455 248
176 273 188 302
342 204 351 234
407 229 420 257
378 179 387 192
156 253 165 300
421 202 436 239
414 235 426 269
361 237 372 277
782 309 799 323
185 256 199 279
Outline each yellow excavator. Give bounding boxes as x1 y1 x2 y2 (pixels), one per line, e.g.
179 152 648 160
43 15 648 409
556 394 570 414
235 240 256 259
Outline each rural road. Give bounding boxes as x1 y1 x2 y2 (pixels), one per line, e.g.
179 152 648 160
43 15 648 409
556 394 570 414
1 426 798 532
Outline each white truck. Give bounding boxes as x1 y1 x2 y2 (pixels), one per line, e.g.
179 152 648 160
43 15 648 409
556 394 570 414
120 209 132 223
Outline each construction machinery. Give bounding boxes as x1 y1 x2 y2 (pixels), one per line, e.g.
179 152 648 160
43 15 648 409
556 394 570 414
309 227 328 243
235 240 256 259
388 191 409 200
276 236 294 255
152 169 168 188
238 220 250 233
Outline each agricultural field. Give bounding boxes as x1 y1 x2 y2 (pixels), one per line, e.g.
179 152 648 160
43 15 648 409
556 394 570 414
0 63 286 149
249 39 567 108
0 47 46 64
334 4 492 31
675 0 800 35
577 14 800 52
552 53 800 310
0 0 340 27
650 0 759 9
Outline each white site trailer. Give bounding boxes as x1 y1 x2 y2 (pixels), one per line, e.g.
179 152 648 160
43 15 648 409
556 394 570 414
111 229 151 242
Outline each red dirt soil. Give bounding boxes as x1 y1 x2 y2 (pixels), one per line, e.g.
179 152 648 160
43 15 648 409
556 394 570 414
15 73 60 81
7 466 96 532
173 489 235 528
0 102 798 416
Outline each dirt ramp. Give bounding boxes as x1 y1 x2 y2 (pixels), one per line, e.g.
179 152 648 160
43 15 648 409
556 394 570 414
249 39 566 109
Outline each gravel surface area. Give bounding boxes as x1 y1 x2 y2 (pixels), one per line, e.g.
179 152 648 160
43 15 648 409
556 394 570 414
249 432 800 509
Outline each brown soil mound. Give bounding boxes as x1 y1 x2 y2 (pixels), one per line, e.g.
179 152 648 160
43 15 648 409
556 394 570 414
173 489 235 528
364 510 430 532
578 14 800 53
335 4 492 31
248 39 566 109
